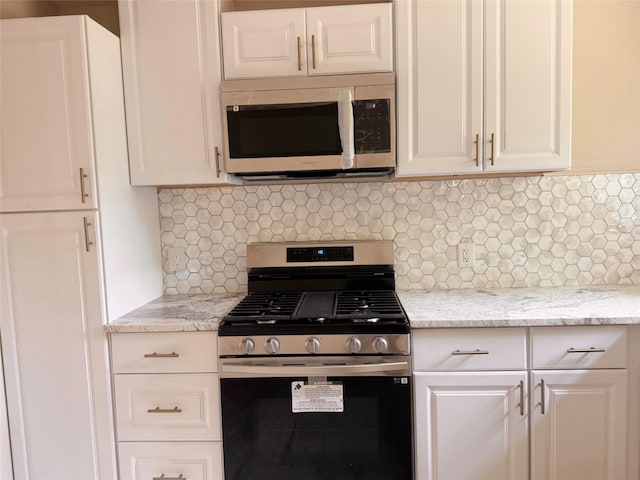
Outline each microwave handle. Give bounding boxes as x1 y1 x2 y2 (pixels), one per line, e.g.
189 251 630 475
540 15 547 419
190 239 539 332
337 89 355 169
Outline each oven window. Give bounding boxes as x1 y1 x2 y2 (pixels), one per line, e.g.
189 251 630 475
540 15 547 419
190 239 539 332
220 376 412 480
226 102 342 158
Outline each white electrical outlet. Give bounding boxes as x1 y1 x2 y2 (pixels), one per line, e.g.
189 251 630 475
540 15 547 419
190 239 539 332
457 243 475 268
166 247 187 272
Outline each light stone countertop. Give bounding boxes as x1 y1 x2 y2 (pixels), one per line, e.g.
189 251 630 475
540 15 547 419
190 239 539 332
106 285 640 333
398 285 640 328
106 293 244 333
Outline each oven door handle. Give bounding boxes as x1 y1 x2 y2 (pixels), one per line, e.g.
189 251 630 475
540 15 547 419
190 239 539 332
221 361 409 376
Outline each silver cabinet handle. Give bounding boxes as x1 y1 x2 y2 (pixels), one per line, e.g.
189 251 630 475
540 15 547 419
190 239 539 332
79 167 89 203
451 349 489 356
519 380 525 416
567 347 606 353
147 406 182 414
539 379 546 415
82 217 93 252
311 34 317 69
144 352 179 358
214 146 221 176
489 132 495 165
153 475 185 480
473 133 479 166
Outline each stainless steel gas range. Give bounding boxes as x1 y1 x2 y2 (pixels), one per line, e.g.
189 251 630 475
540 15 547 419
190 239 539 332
218 240 412 480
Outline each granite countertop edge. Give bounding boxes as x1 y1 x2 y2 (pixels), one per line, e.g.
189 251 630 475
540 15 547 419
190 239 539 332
105 285 640 333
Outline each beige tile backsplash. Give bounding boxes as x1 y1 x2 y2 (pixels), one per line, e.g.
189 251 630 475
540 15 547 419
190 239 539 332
159 173 640 294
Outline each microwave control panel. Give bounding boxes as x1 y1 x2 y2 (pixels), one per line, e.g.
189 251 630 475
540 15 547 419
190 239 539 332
353 99 391 154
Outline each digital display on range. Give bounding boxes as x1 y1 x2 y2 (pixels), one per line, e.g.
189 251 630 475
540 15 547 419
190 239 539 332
287 246 354 263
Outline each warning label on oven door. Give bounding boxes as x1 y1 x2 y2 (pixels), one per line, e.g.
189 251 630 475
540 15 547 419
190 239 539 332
291 381 344 413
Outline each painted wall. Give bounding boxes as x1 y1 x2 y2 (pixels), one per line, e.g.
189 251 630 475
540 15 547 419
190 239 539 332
571 0 640 173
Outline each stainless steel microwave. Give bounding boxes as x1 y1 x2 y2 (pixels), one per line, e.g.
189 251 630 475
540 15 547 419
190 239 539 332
220 73 395 180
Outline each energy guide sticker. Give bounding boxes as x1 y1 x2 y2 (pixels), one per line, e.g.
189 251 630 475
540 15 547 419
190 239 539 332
291 381 344 413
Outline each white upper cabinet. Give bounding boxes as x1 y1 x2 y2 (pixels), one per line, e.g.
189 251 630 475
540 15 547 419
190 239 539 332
221 3 393 79
1 16 98 212
119 0 229 185
396 0 572 176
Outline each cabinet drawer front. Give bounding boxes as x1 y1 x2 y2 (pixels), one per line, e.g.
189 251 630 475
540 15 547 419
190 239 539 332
111 332 217 373
114 374 220 441
118 442 223 480
531 326 628 369
412 328 527 371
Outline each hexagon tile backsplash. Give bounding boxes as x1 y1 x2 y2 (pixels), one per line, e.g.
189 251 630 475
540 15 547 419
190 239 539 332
159 173 640 295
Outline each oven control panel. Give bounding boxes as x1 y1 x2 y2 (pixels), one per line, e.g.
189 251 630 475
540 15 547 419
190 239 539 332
287 246 354 263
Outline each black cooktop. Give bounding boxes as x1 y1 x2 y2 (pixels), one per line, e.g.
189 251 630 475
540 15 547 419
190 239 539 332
219 290 409 336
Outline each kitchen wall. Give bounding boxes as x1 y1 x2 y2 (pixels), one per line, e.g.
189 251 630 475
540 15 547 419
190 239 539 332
160 173 640 294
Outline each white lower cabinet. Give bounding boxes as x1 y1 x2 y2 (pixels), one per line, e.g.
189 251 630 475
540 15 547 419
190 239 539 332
111 332 224 480
413 326 630 480
414 371 528 480
530 370 627 480
530 325 628 480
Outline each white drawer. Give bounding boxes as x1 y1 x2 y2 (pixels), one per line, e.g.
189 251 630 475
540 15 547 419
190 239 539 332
531 325 628 369
111 332 217 373
412 328 527 371
114 373 221 441
118 442 223 480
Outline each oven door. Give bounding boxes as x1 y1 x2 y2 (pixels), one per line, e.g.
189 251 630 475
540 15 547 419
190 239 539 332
219 357 412 480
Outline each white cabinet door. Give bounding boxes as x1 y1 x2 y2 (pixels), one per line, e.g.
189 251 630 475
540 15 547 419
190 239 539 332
414 371 529 480
119 0 227 185
531 370 627 480
396 0 482 176
221 3 392 79
221 8 306 79
0 16 97 212
484 0 572 173
306 3 393 76
118 442 224 480
0 211 115 479
396 0 572 176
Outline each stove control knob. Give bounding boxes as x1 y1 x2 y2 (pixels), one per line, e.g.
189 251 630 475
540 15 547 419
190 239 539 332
372 336 389 353
239 338 255 355
265 337 280 354
305 337 321 354
346 336 362 354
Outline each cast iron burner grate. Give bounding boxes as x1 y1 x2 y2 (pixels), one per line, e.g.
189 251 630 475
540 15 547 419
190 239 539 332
224 292 302 321
335 290 405 319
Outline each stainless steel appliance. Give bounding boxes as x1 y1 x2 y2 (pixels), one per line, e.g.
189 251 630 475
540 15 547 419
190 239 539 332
218 240 412 480
220 73 395 181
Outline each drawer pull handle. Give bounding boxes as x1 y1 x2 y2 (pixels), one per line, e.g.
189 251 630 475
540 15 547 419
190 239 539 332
82 217 94 252
567 347 606 354
144 352 180 358
79 167 89 203
518 380 525 416
451 349 489 356
153 475 185 480
147 406 182 414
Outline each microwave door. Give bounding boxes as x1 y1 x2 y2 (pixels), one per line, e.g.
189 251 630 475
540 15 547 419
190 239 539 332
225 102 343 171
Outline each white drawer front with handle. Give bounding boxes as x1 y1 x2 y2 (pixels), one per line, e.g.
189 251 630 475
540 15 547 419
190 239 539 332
531 325 628 369
118 442 223 480
114 373 220 441
111 332 217 373
412 327 527 371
